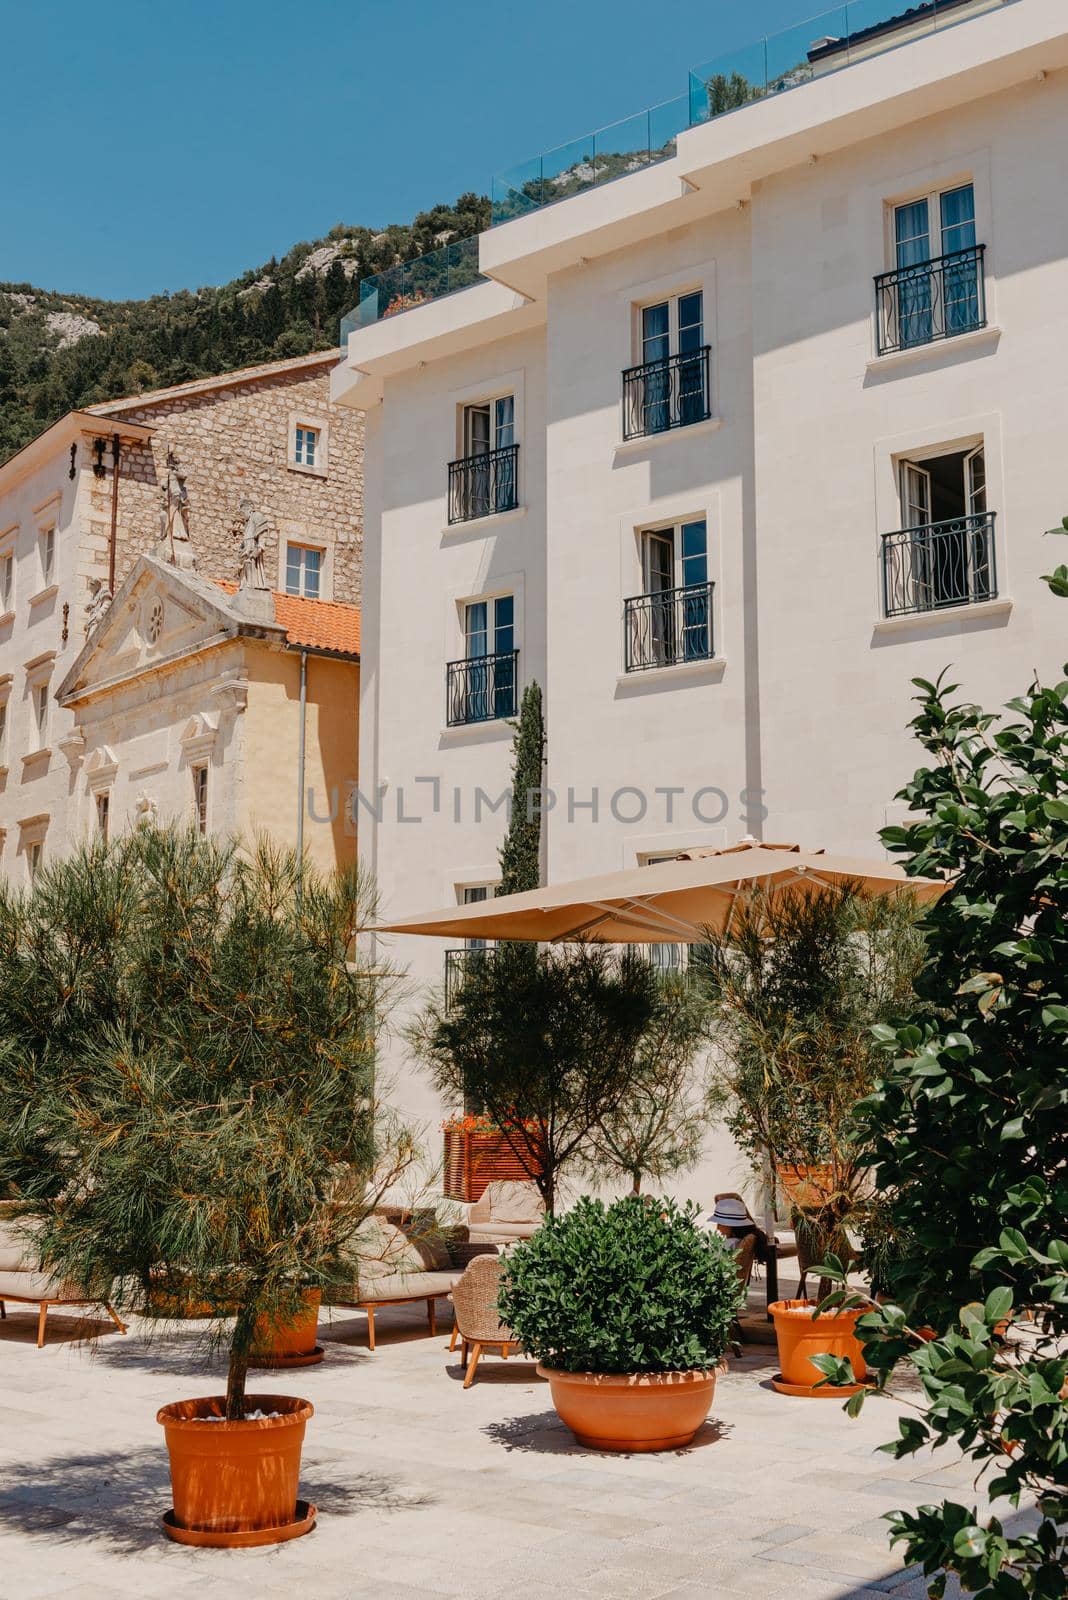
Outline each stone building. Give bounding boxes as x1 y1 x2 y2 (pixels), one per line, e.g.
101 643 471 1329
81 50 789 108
0 351 363 879
87 350 364 606
55 555 359 875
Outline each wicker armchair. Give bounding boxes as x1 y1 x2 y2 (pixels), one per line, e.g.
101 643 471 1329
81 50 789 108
449 1254 519 1388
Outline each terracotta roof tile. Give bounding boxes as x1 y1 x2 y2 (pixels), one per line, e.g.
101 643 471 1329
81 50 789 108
216 582 360 658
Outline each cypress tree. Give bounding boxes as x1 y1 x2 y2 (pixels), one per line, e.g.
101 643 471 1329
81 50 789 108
497 681 545 895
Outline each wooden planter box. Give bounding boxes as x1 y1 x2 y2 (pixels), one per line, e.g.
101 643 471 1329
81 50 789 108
776 1163 836 1210
443 1128 536 1203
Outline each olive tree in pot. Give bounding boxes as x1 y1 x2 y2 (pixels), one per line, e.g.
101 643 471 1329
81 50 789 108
0 827 403 1548
410 941 662 1215
581 969 711 1197
696 883 923 1343
498 1195 744 1451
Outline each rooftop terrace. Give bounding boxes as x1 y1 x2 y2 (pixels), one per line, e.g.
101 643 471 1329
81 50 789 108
342 0 1012 341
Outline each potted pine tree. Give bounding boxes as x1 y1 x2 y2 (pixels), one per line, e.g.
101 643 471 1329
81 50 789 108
0 828 401 1547
498 1196 744 1451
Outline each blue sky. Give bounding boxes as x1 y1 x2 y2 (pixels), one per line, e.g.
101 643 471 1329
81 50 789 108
2 0 826 301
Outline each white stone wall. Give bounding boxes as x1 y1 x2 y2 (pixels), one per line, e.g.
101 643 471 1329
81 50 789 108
351 43 1068 1206
0 446 86 879
69 642 252 848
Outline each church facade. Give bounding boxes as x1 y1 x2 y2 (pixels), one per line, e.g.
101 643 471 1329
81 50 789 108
56 555 359 874
0 352 362 879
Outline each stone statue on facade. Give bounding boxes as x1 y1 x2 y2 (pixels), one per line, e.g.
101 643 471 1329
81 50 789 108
237 499 272 592
157 451 196 571
84 579 113 637
134 791 158 826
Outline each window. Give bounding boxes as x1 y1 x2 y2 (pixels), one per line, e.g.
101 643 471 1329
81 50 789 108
0 551 13 614
445 884 498 1012
446 595 518 724
0 699 7 766
449 397 518 522
27 841 42 882
624 291 710 439
625 519 714 671
883 444 995 617
285 543 322 599
192 764 209 834
294 425 319 468
32 681 49 749
877 182 985 354
288 416 328 475
96 790 110 842
641 853 689 976
39 527 55 588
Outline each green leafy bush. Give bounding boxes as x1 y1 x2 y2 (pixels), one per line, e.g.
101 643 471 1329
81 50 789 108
497 1196 744 1374
821 524 1068 1597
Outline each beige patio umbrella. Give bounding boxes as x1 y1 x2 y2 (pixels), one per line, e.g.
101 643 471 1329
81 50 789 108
375 839 945 946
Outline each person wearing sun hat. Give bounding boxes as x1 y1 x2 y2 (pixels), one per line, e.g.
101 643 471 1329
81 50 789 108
708 1195 760 1252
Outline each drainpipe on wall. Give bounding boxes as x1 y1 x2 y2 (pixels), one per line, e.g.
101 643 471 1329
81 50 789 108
107 433 121 594
296 649 308 902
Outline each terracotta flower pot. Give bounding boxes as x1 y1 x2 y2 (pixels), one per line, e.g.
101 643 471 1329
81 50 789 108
770 1298 867 1396
536 1365 720 1452
158 1393 314 1546
250 1290 323 1368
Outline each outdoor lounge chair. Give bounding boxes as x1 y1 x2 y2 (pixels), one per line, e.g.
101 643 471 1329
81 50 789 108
327 1215 493 1351
450 1254 519 1388
467 1180 544 1245
0 1217 127 1348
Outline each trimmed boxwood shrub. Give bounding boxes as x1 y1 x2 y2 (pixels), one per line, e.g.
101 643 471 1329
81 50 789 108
497 1195 745 1374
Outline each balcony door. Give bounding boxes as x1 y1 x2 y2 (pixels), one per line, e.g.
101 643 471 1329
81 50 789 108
641 530 676 667
462 396 515 517
633 519 711 669
638 291 704 434
894 183 976 348
464 595 515 720
898 446 989 611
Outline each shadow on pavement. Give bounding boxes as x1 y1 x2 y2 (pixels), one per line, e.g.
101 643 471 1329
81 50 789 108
484 1408 732 1456
0 1447 435 1555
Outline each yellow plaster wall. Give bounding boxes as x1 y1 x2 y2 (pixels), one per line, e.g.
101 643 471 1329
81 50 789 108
241 646 358 874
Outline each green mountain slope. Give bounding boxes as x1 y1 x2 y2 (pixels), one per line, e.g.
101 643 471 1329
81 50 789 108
0 192 490 463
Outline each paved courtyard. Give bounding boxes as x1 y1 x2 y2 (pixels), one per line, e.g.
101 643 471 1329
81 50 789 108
0 1292 1006 1600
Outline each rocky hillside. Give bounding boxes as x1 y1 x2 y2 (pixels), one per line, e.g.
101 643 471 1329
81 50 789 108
0 192 489 463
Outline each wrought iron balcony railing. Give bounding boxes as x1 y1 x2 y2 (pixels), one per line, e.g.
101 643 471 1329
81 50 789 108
624 581 714 672
875 244 986 356
447 443 520 524
445 947 491 1010
622 347 712 441
446 648 519 726
882 512 997 618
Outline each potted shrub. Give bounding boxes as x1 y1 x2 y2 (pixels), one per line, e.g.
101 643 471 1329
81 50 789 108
0 829 405 1547
498 1195 744 1452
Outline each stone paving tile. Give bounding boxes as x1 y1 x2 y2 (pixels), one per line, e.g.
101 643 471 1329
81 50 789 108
576 1566 688 1598
661 1576 894 1600
0 1297 1009 1600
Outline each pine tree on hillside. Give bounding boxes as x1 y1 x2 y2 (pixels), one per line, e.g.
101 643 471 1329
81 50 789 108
0 190 493 463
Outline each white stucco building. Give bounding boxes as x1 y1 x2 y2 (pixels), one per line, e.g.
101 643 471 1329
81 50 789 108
333 0 1068 1195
